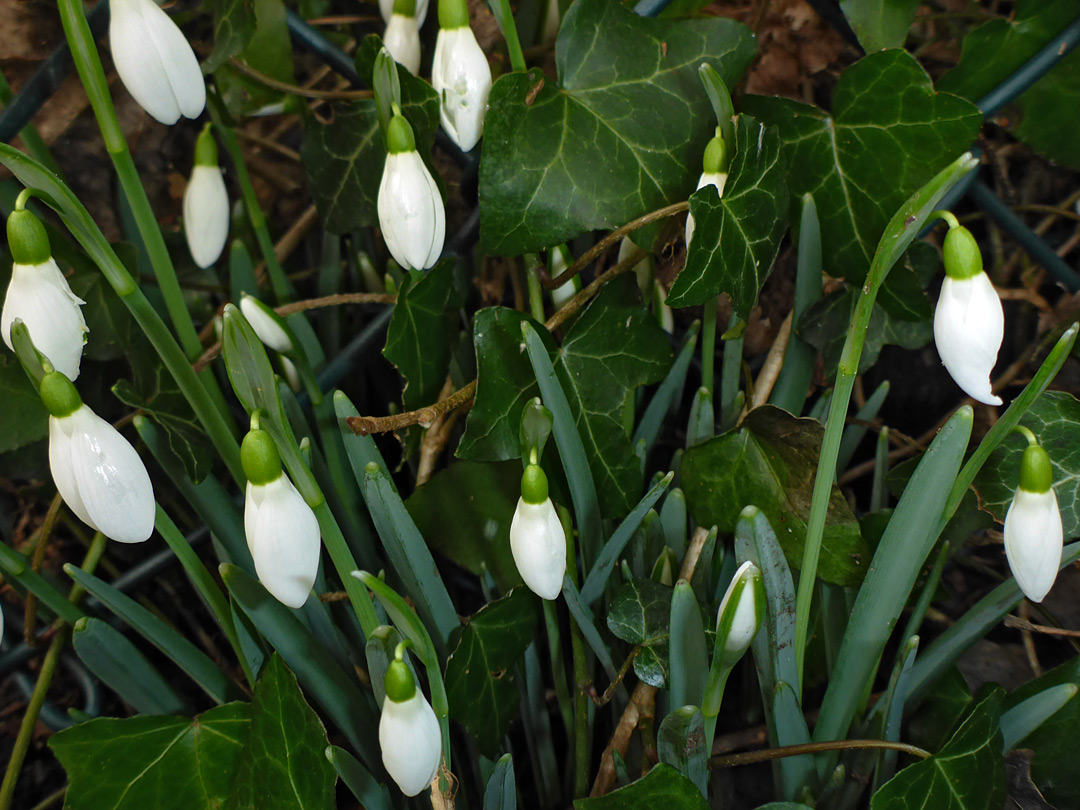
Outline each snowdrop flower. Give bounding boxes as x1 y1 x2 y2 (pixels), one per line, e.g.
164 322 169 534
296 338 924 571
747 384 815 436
933 221 1003 406
380 0 429 26
108 0 205 125
183 125 229 269
378 113 445 270
509 463 566 600
1004 430 1063 603
41 371 155 543
384 0 422 76
239 294 294 354
2 205 87 381
549 245 579 310
379 644 442 796
715 560 762 665
432 0 491 151
685 129 729 249
242 420 320 608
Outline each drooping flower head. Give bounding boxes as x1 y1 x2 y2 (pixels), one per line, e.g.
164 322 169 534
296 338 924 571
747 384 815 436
108 0 206 125
1004 428 1063 603
384 0 422 76
41 371 155 543
933 220 1004 406
183 124 230 269
2 204 87 381
432 0 491 152
715 560 763 665
239 294 295 355
685 128 729 248
509 463 567 600
379 642 442 796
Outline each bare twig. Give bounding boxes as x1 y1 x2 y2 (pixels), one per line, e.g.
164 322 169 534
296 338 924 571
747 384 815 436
1005 615 1080 639
227 58 373 100
708 739 931 769
751 311 792 409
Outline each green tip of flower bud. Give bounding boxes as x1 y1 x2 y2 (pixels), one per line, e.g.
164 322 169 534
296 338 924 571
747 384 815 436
384 659 417 703
7 209 52 265
193 124 219 167
241 428 283 485
702 135 728 175
393 0 416 17
386 115 416 154
439 0 469 28
1019 443 1053 494
39 371 82 417
520 464 549 505
943 225 982 280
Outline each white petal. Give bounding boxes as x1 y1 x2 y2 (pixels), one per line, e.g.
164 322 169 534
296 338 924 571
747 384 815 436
933 272 1004 406
239 296 293 353
1004 487 1063 603
50 415 95 531
244 480 260 555
432 28 491 152
378 152 445 270
685 172 727 249
509 497 566 600
108 0 205 124
384 14 421 76
248 476 320 608
183 166 230 269
379 691 442 796
59 406 155 543
716 560 759 657
2 260 87 380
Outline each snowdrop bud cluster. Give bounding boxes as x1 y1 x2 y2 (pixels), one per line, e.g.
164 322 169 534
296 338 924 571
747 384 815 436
108 0 205 125
241 422 321 608
239 294 295 354
41 371 155 544
183 125 230 269
432 0 491 152
1004 433 1063 603
380 645 442 796
384 0 422 75
509 464 566 600
378 113 446 270
933 221 1004 406
685 129 729 248
2 206 87 381
715 560 762 666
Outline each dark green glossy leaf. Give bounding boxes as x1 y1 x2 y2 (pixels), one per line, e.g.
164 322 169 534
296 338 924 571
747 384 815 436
384 260 463 410
478 0 755 255
657 707 707 797
50 703 251 810
216 0 296 116
68 261 139 362
682 406 868 586
973 391 1080 537
405 460 524 592
301 37 440 234
606 577 672 687
230 654 336 810
870 687 1005 810
204 0 258 72
667 115 788 315
840 0 920 52
445 589 540 756
573 764 708 810
0 350 47 453
742 50 980 284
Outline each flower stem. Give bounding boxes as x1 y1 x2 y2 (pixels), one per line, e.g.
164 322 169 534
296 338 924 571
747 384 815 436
700 297 716 398
543 598 574 744
1012 424 1039 447
490 0 527 72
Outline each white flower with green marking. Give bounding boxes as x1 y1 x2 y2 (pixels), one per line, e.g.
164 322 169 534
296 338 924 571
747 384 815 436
378 114 445 270
509 464 566 600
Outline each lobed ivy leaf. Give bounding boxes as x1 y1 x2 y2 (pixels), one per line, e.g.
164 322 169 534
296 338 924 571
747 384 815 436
203 0 258 73
972 391 1080 538
839 0 921 52
742 50 981 284
606 577 672 688
50 703 251 810
215 0 296 117
0 351 47 454
478 0 756 256
681 406 868 587
573 764 708 810
667 115 788 316
445 589 540 757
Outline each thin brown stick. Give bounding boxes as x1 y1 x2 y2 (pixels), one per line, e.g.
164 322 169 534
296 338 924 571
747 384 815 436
254 204 322 287
233 129 301 162
23 495 63 647
1005 616 1080 639
416 377 461 486
708 739 931 769
305 13 381 24
751 311 793 409
227 58 373 100
1018 601 1043 676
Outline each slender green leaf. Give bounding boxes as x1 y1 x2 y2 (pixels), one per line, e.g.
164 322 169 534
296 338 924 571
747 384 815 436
0 535 83 625
1000 684 1077 752
483 753 517 810
327 746 393 810
668 581 707 709
632 324 699 453
562 575 618 681
658 707 707 797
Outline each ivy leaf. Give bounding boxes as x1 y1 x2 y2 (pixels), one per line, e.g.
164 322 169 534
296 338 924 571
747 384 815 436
215 0 296 117
50 703 251 810
204 0 258 73
681 406 869 587
939 0 1080 169
972 391 1080 537
445 589 540 757
870 687 1005 809
606 577 673 688
839 0 921 52
573 764 708 810
383 260 464 410
666 115 788 315
301 36 440 234
478 0 756 256
0 351 47 454
742 50 981 284
229 654 336 810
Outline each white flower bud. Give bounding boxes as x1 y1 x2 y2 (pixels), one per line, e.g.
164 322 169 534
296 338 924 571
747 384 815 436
716 560 761 662
384 13 422 76
379 689 442 796
244 475 320 608
933 271 1004 406
684 171 727 248
509 495 566 601
432 26 491 152
183 166 229 269
1004 487 1063 603
108 0 206 125
378 118 446 270
2 258 87 381
239 295 294 354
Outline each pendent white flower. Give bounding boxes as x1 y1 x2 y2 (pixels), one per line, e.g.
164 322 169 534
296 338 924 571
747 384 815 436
685 130 729 249
380 0 429 26
933 223 1004 406
509 464 566 600
242 424 320 609
239 294 294 354
378 113 445 270
384 0 422 76
432 0 491 152
1003 437 1063 603
108 0 206 125
183 125 229 269
3 208 87 381
41 372 155 544
379 649 442 796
